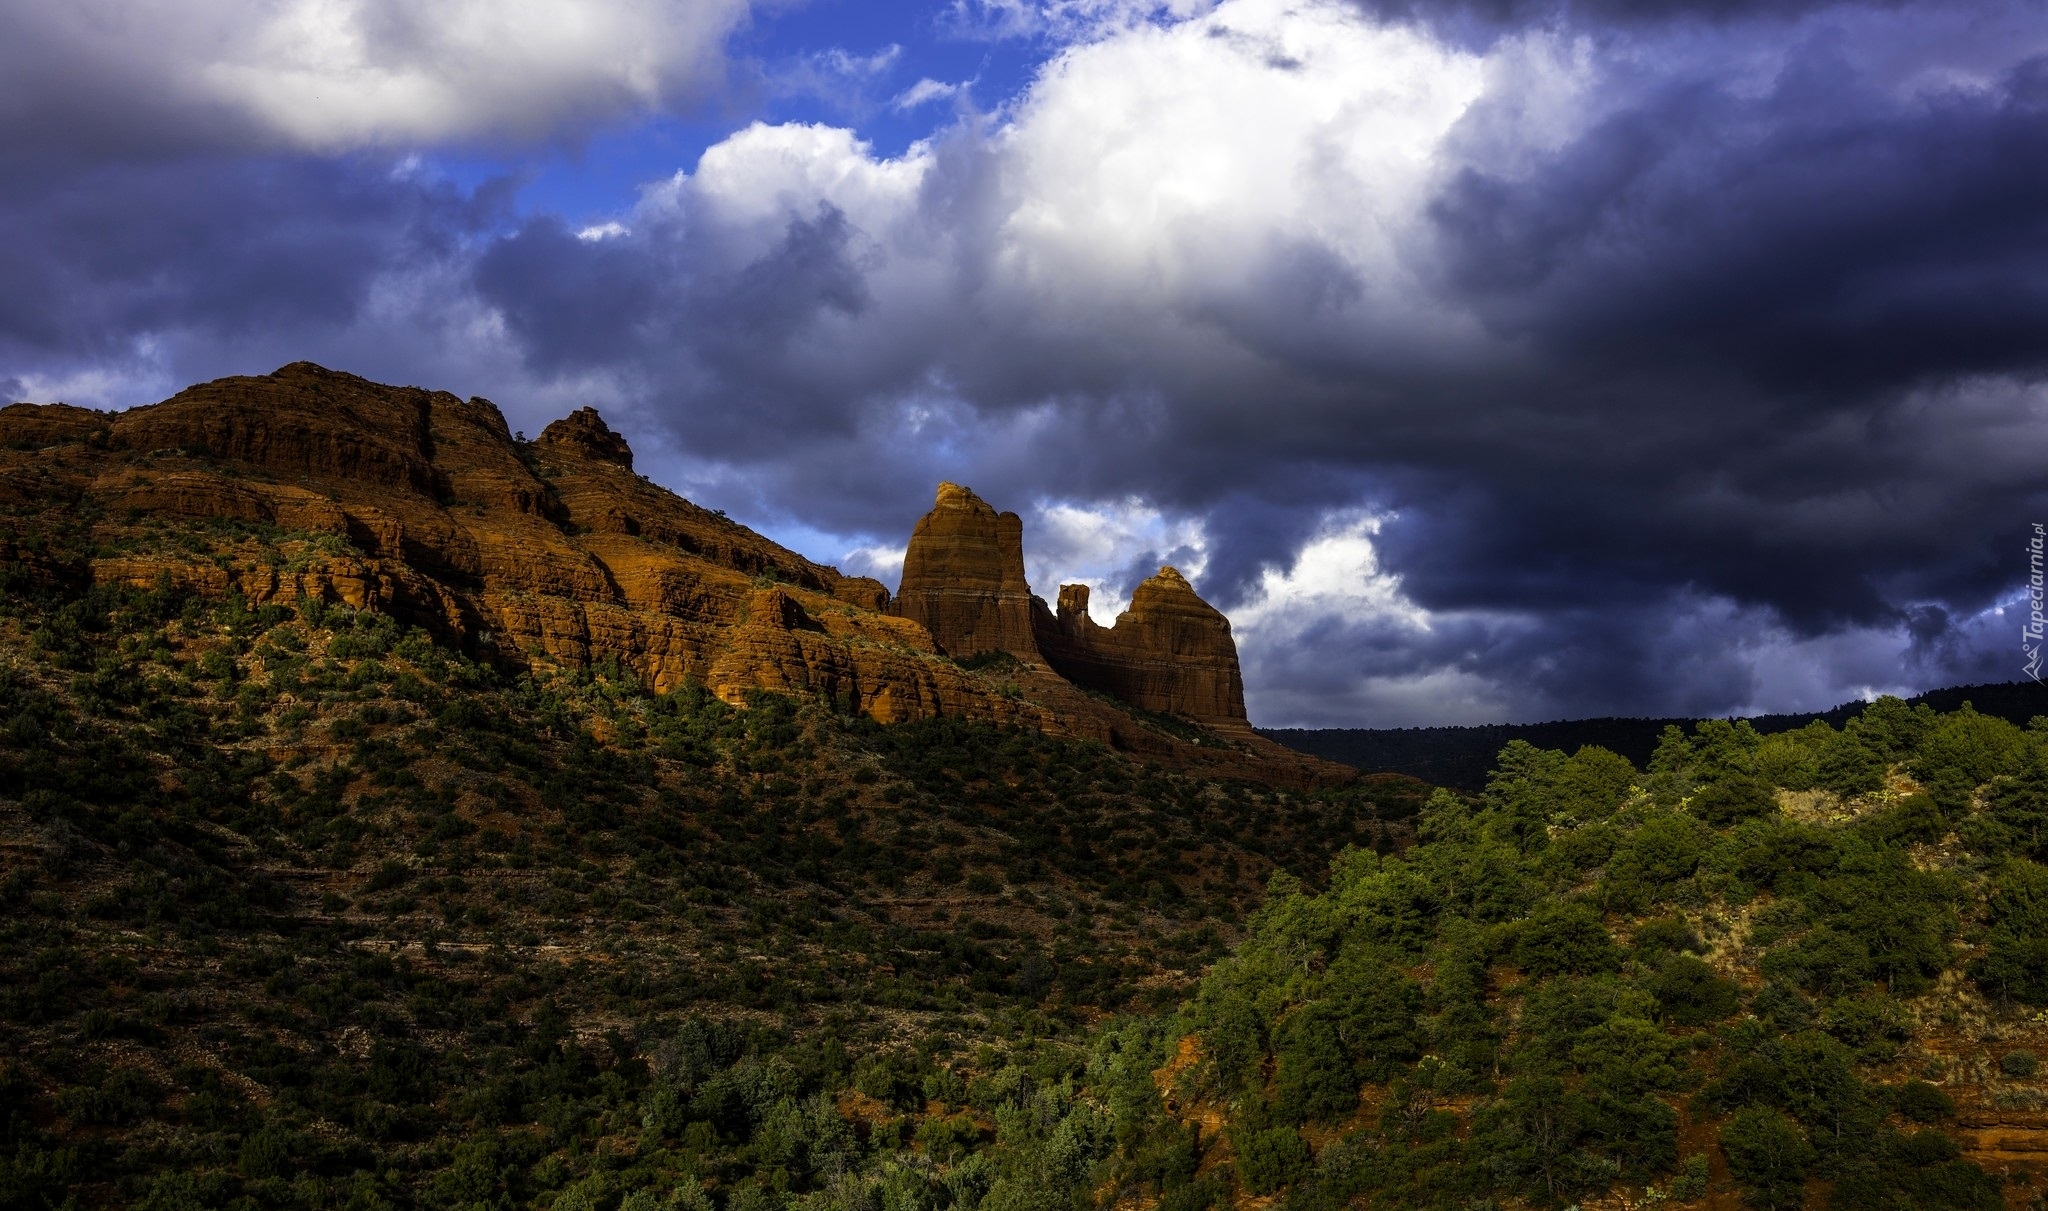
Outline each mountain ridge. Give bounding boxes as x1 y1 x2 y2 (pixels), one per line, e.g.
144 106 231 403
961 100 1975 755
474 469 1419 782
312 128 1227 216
1265 679 2048 790
0 361 1339 788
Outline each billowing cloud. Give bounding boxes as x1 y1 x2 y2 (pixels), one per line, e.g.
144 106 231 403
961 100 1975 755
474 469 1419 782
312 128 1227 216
6 0 2046 725
0 0 751 153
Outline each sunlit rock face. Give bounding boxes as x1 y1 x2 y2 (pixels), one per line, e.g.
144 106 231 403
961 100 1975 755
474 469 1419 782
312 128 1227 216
893 482 1043 662
895 480 1251 733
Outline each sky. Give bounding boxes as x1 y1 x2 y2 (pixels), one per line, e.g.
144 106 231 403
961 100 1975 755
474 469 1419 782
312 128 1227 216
3 0 2046 728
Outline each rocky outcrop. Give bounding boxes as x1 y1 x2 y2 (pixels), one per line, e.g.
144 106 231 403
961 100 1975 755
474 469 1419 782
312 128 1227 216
0 402 106 448
1035 570 1250 732
0 363 1343 787
893 483 1042 661
538 407 634 469
893 479 1251 731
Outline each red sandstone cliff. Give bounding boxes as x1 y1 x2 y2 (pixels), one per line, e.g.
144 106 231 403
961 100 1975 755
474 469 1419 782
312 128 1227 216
0 364 1340 786
893 482 1251 733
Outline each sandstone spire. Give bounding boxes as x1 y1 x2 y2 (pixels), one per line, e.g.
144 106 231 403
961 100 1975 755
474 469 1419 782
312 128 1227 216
894 482 1043 660
1036 566 1249 731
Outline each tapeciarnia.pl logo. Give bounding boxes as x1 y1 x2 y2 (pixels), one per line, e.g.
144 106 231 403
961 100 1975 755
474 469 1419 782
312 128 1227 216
2028 523 2045 683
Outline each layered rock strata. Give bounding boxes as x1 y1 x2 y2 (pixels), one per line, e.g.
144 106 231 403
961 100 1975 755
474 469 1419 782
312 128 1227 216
0 363 1337 785
892 483 1040 661
1034 571 1249 733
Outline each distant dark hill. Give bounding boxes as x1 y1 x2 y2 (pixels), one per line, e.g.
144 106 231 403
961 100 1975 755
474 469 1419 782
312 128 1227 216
1262 679 2048 790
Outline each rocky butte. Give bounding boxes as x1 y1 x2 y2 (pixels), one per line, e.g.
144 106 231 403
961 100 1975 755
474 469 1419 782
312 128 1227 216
893 481 1249 735
0 363 1339 785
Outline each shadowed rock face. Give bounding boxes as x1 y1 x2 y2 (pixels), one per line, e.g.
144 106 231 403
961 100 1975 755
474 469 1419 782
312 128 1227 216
0 363 1345 786
893 483 1042 661
538 407 634 470
1035 571 1250 733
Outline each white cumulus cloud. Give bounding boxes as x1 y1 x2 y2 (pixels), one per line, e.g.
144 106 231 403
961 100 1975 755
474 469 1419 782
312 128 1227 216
1 0 751 150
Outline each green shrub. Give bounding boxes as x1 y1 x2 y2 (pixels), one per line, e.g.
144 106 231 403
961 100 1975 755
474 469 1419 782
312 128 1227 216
1272 1008 1357 1125
1891 1080 1954 1123
1513 902 1621 977
1755 729 1823 792
1689 775 1777 827
1649 955 1741 1026
1912 705 2028 794
1719 1107 1815 1210
1815 733 1886 797
1999 1049 2038 1079
238 1126 294 1179
1820 993 1912 1061
1230 1125 1308 1195
1630 916 1704 959
1670 1153 1709 1199
1602 814 1707 910
1970 860 2048 1004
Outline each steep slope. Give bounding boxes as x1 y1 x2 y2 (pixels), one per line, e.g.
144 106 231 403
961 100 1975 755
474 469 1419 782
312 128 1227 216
1055 706 2048 1211
0 532 1424 1211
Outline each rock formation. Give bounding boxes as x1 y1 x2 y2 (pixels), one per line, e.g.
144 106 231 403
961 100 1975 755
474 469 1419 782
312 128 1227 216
895 482 1252 733
0 363 1341 786
1035 570 1250 733
892 483 1041 661
538 407 635 469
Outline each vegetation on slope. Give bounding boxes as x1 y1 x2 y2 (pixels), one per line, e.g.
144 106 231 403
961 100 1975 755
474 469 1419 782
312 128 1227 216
10 511 2048 1211
0 515 1419 1211
1064 705 2048 1210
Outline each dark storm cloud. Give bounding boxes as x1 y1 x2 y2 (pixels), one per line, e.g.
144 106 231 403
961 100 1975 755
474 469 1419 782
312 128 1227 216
4 0 2044 724
1343 0 1918 46
440 4 2048 724
475 203 874 451
1354 46 2048 699
1429 56 2048 389
0 154 505 380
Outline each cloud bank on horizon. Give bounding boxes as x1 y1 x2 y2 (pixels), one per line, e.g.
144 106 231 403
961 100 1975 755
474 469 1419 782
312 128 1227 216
3 0 2045 727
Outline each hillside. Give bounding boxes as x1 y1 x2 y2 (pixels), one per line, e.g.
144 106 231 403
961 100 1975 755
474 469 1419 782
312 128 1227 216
10 547 2048 1211
7 363 2048 1211
1088 703 2048 1211
0 537 1420 1211
1264 680 2048 790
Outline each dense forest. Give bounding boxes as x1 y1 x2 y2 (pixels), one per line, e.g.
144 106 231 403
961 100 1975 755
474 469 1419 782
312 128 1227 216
6 516 2048 1211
